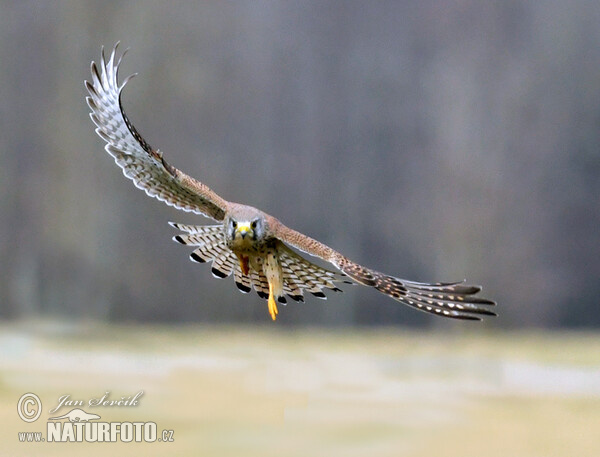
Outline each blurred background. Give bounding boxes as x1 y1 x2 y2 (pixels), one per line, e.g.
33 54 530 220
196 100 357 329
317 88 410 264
1 1 599 456
1 1 599 327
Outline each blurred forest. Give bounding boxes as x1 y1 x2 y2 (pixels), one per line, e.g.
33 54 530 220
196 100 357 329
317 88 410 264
0 1 598 327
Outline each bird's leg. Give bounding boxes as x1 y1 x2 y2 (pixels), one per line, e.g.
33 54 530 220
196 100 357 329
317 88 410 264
236 253 250 276
267 282 278 321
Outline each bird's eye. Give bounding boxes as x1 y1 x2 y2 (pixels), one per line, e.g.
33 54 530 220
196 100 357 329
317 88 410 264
251 220 258 229
231 220 237 228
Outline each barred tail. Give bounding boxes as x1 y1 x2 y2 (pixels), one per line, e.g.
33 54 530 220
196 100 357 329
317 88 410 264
339 258 496 321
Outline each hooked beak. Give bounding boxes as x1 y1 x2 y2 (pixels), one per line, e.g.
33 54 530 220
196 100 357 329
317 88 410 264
236 223 251 239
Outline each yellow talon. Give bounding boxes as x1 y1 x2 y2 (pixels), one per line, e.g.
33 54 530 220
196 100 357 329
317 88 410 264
268 282 278 321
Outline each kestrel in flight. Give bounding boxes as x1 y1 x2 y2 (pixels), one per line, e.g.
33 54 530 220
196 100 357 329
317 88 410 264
86 44 496 321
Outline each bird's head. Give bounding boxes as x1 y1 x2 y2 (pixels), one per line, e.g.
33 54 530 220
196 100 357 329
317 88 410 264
225 207 267 248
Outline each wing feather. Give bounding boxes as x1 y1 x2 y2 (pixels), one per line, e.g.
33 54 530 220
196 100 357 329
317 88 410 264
338 259 496 320
86 43 228 221
270 219 496 320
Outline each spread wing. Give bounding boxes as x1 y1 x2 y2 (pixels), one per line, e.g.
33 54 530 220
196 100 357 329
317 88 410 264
270 218 497 321
85 43 228 221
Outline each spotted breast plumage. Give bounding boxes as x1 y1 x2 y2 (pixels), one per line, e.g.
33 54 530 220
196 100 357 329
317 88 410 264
86 44 497 321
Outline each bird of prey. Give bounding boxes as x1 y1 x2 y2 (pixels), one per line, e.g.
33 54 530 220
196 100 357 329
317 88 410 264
85 44 496 321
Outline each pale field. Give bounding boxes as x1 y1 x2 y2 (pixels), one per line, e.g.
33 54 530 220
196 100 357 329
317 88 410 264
1 322 600 456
